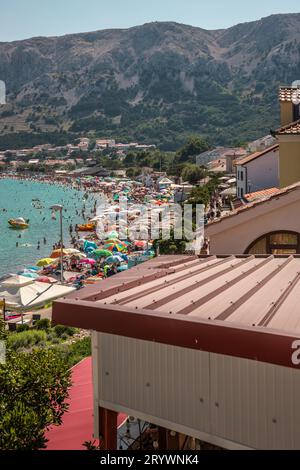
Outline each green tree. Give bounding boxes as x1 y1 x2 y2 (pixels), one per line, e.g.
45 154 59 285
175 136 211 164
181 164 205 185
153 229 187 255
0 347 71 450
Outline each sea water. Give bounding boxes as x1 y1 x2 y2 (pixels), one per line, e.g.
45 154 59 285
0 179 103 277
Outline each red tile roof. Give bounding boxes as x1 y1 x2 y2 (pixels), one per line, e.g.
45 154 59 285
207 182 300 226
276 119 300 135
236 145 279 166
279 87 298 102
244 187 280 202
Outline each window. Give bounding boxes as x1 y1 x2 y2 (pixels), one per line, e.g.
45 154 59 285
246 231 300 255
241 171 244 181
240 188 244 198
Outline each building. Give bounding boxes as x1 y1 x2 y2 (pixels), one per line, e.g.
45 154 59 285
275 119 300 188
96 139 116 149
53 254 300 450
205 183 300 255
247 135 277 153
69 166 110 177
235 145 279 198
274 84 300 188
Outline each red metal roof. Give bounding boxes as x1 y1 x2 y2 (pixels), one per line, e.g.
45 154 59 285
45 357 126 450
53 256 300 370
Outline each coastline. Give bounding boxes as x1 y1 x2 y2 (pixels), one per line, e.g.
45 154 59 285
0 176 106 278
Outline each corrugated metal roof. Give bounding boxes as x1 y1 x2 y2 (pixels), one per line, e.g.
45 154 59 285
97 255 300 335
53 255 300 369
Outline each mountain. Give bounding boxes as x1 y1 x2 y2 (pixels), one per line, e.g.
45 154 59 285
0 13 300 150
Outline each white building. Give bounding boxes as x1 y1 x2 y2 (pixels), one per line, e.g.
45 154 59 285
236 145 279 199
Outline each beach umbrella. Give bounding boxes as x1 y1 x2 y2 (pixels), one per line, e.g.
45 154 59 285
134 240 148 248
105 255 124 264
36 258 57 267
50 249 69 259
79 258 96 265
105 230 119 239
92 249 112 258
83 240 98 253
117 265 128 272
0 281 75 311
105 238 122 244
64 248 82 255
26 266 40 272
104 242 127 253
72 252 86 259
19 272 40 279
1 275 34 287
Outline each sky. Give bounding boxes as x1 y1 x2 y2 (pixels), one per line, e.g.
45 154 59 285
0 0 299 42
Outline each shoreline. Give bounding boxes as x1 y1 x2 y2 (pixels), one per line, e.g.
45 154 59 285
0 176 107 280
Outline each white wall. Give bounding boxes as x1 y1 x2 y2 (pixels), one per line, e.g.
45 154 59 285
93 332 300 450
205 190 300 254
236 148 279 199
246 148 279 193
236 165 247 198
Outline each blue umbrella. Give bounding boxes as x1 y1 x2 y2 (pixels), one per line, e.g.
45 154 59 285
26 266 40 271
105 255 124 264
20 272 39 279
84 240 98 252
117 265 128 272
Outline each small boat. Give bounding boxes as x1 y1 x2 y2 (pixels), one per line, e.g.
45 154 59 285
8 217 30 230
77 223 95 232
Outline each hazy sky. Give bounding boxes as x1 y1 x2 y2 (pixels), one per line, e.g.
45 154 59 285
0 0 299 42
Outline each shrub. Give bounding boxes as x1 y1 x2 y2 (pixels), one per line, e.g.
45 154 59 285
61 333 69 341
16 324 30 333
54 325 77 338
7 330 47 351
51 337 60 345
35 318 51 330
52 336 91 368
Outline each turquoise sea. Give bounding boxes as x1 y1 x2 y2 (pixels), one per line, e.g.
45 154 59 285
0 179 102 277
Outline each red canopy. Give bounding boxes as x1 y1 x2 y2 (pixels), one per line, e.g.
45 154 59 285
45 357 126 450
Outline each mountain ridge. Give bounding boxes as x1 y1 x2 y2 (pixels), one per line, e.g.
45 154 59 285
0 13 300 150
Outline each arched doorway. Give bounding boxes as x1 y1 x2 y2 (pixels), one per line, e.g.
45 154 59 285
245 231 300 255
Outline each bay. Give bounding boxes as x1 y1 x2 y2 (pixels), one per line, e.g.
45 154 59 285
0 179 102 277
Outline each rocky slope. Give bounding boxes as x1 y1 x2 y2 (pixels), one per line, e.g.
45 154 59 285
0 13 300 149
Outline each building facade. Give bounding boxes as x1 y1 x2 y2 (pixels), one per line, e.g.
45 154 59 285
235 145 279 198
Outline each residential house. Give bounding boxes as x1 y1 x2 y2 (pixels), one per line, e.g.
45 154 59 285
235 145 279 198
205 183 300 255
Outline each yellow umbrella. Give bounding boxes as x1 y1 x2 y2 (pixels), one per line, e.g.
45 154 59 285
36 258 57 267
